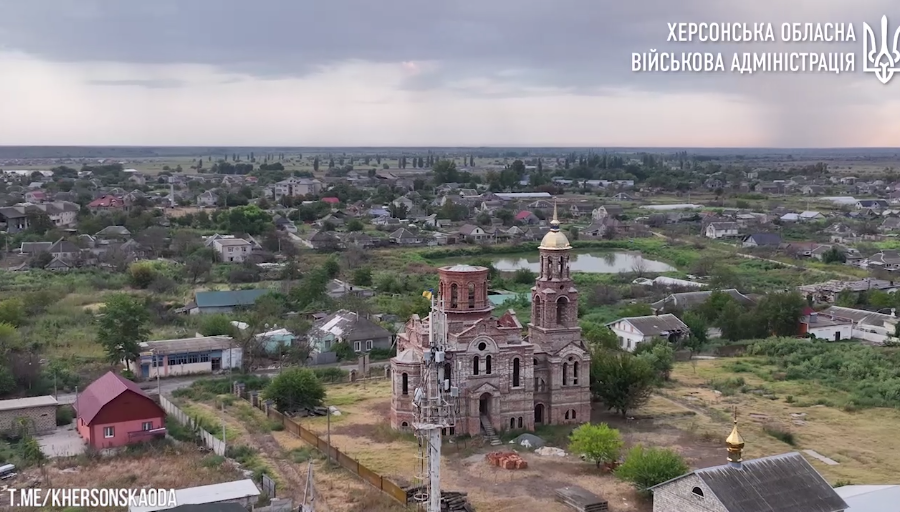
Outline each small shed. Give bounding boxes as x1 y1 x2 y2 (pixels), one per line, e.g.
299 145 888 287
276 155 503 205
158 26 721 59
0 396 58 435
129 479 261 512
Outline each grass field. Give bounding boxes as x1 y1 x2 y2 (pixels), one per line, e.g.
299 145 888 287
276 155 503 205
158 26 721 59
663 357 900 484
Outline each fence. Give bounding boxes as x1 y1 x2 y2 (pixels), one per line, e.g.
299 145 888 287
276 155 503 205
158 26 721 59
232 383 409 505
160 396 227 456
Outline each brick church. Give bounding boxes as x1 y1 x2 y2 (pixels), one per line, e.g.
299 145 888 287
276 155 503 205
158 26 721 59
390 207 592 435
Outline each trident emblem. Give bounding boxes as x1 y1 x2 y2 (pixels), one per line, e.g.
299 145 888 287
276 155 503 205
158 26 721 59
863 15 900 84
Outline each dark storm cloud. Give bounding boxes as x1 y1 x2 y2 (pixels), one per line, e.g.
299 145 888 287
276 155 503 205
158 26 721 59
0 0 895 145
0 0 721 90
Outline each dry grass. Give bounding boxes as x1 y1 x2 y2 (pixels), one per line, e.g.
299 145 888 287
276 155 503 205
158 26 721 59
35 443 242 489
298 380 419 478
210 385 408 512
667 358 900 483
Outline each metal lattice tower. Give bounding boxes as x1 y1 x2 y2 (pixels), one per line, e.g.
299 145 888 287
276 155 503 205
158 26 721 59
411 293 459 512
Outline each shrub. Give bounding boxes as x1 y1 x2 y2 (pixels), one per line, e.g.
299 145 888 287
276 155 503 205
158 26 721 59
332 341 354 362
128 262 158 289
199 315 237 337
708 376 745 395
763 424 796 446
311 367 347 383
56 405 74 426
615 445 689 497
568 423 623 467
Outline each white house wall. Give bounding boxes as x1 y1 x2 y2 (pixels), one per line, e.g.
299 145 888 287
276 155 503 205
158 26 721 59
609 321 646 352
807 323 852 342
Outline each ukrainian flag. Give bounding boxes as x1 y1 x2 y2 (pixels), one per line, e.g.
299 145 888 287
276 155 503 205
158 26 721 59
422 289 433 301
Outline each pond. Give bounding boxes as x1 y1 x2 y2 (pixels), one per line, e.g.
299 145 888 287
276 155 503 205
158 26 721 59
483 251 675 274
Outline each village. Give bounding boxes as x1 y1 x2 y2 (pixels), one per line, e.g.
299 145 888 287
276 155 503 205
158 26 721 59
0 150 899 512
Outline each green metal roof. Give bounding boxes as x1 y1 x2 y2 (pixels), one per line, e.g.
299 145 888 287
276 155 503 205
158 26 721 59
488 293 531 306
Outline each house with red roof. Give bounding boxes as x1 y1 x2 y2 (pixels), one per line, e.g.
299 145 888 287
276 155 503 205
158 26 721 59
75 371 166 449
515 210 540 225
321 197 340 205
88 195 125 213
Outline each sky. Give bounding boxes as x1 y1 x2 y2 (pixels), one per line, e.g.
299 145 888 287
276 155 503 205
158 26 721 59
0 1 899 148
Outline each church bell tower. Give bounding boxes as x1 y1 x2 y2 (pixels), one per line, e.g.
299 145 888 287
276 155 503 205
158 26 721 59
529 203 581 351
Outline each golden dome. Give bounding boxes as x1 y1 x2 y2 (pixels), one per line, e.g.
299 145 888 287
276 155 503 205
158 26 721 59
726 420 744 448
539 201 571 250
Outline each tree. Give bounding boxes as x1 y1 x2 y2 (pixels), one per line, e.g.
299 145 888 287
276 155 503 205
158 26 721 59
634 341 675 382
615 445 689 497
352 267 373 287
590 351 657 417
821 247 846 264
184 254 212 283
581 322 620 351
681 312 708 357
220 205 272 236
346 219 364 232
0 299 25 327
264 368 326 413
323 257 340 278
96 294 150 366
631 257 648 277
568 423 623 467
755 292 806 337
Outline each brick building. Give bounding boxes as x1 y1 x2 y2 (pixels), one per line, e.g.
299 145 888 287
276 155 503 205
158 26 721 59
0 396 58 435
390 206 591 435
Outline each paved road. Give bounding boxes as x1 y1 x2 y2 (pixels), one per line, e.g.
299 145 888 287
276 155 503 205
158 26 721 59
56 361 387 405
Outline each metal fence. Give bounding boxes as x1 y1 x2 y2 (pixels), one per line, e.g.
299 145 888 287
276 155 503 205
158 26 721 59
233 385 408 505
160 395 227 456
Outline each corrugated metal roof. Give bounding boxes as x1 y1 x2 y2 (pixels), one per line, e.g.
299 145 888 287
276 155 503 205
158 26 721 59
0 395 58 411
194 289 269 308
609 314 689 335
139 336 234 356
129 479 260 512
694 453 847 512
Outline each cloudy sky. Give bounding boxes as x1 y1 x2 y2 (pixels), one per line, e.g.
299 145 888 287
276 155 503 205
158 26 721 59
0 0 898 147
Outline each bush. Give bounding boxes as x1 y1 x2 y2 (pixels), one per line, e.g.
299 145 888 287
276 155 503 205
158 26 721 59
708 376 745 395
763 424 796 446
199 315 237 337
568 423 623 467
310 367 346 383
332 341 354 361
56 405 74 426
615 445 689 497
128 262 158 289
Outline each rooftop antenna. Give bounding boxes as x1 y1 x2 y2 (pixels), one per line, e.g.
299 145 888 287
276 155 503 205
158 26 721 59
412 289 457 512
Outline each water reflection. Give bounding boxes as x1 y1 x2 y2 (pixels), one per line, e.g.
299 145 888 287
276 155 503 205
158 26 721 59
487 251 674 274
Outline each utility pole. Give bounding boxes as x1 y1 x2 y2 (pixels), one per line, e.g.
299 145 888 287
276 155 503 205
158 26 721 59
222 400 227 449
153 349 161 398
326 406 332 465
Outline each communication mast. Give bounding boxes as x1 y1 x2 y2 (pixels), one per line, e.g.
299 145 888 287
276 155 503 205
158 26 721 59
411 291 459 512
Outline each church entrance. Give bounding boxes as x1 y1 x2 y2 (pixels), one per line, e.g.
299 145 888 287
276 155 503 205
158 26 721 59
479 393 491 417
534 403 544 424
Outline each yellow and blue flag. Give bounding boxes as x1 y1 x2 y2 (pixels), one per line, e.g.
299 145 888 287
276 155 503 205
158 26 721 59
422 289 433 301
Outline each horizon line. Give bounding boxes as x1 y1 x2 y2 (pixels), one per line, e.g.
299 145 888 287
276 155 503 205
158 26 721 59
1 145 900 150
